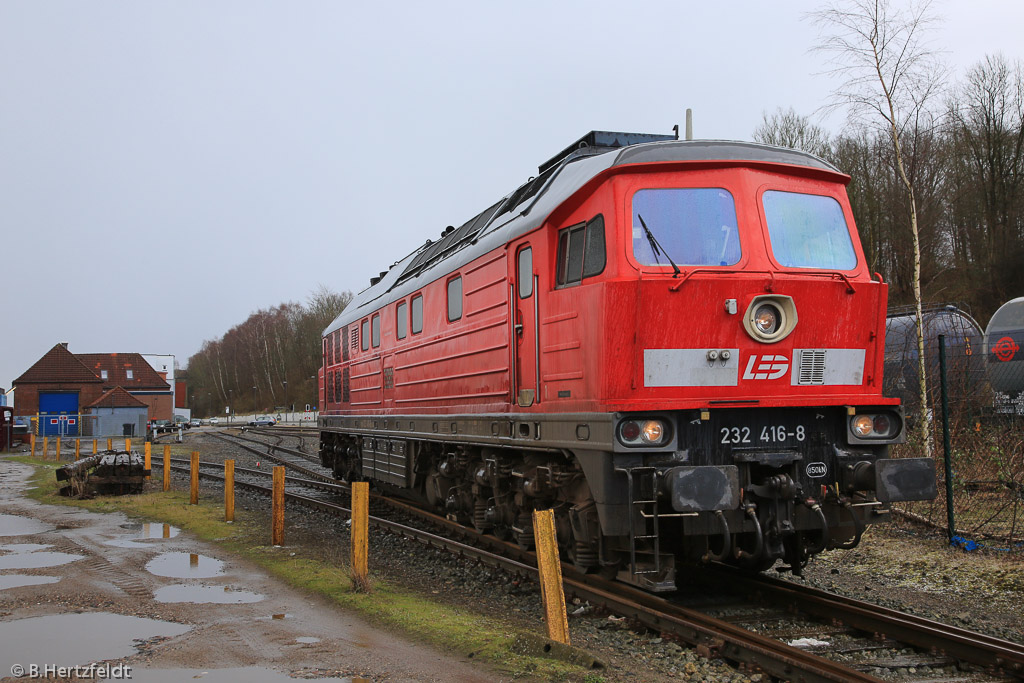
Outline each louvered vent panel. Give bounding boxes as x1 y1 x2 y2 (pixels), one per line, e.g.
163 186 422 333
350 327 359 351
797 350 826 385
342 326 349 362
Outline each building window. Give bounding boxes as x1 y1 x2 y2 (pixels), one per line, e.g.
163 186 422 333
396 301 407 340
361 319 369 351
447 276 462 322
372 313 381 348
411 294 423 334
126 370 133 380
100 370 108 380
556 214 606 287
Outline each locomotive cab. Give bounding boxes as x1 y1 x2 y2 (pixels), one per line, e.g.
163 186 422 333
561 143 938 585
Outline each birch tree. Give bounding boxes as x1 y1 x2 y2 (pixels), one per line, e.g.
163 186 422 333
810 0 945 455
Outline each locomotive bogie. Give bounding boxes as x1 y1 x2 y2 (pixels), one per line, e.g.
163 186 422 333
318 133 938 590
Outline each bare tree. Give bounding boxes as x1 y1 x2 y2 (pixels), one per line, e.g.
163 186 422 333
753 107 833 159
946 54 1024 309
809 0 945 455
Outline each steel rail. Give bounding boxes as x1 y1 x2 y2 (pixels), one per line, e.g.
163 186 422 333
168 457 345 495
738 571 1024 677
207 432 334 483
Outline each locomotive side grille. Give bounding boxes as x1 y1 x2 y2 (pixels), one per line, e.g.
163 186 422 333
342 326 349 362
342 367 350 403
796 350 826 385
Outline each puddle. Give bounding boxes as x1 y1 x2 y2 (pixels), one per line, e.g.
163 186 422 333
145 552 224 579
154 584 264 604
295 636 320 644
0 543 83 570
108 523 182 548
99 668 356 682
0 612 190 669
0 513 53 536
0 574 61 590
121 522 180 539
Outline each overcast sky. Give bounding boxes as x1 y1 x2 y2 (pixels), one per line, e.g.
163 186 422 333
3 1 1023 402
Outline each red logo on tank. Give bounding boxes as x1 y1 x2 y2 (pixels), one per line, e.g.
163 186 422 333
993 336 1019 362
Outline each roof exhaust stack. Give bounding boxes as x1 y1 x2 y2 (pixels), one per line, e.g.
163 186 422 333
686 108 693 141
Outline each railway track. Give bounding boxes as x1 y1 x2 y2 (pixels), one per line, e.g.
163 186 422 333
181 429 1024 682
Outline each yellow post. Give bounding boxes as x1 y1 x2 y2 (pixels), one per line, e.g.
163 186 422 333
272 466 285 545
144 442 151 480
532 509 570 645
42 437 48 461
75 439 80 461
125 437 132 453
55 437 61 461
107 437 112 451
162 445 171 492
30 434 36 458
224 460 235 522
92 439 98 455
190 451 199 505
351 481 369 590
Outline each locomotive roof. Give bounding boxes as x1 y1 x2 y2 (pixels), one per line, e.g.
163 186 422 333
325 139 842 335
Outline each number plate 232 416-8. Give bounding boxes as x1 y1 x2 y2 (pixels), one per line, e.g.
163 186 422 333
719 424 807 446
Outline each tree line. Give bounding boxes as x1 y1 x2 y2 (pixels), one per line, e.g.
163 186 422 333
183 286 351 418
755 52 1024 325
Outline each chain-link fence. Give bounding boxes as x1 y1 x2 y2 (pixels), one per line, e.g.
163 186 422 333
884 306 1024 552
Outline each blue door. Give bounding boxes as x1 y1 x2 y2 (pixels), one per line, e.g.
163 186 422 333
39 392 79 437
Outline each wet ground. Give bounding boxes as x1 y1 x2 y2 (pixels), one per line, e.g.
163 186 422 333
0 457 500 682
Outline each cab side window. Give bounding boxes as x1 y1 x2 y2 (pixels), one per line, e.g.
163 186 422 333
447 276 462 322
396 301 407 340
411 294 423 334
556 215 605 287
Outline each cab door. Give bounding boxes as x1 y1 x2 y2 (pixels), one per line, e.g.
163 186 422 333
510 241 539 407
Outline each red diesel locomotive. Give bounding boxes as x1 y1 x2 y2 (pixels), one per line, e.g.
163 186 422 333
319 131 936 590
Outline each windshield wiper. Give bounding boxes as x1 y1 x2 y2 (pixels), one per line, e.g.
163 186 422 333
637 214 681 278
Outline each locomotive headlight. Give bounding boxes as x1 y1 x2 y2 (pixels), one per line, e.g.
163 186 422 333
873 414 892 435
641 420 664 444
618 417 671 447
852 415 874 437
620 420 641 442
743 295 797 343
753 304 780 335
848 410 904 442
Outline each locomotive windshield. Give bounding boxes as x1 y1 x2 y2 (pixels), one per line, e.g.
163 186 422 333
631 188 740 267
762 191 857 270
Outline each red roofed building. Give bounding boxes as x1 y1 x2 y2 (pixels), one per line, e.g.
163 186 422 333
13 343 173 435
